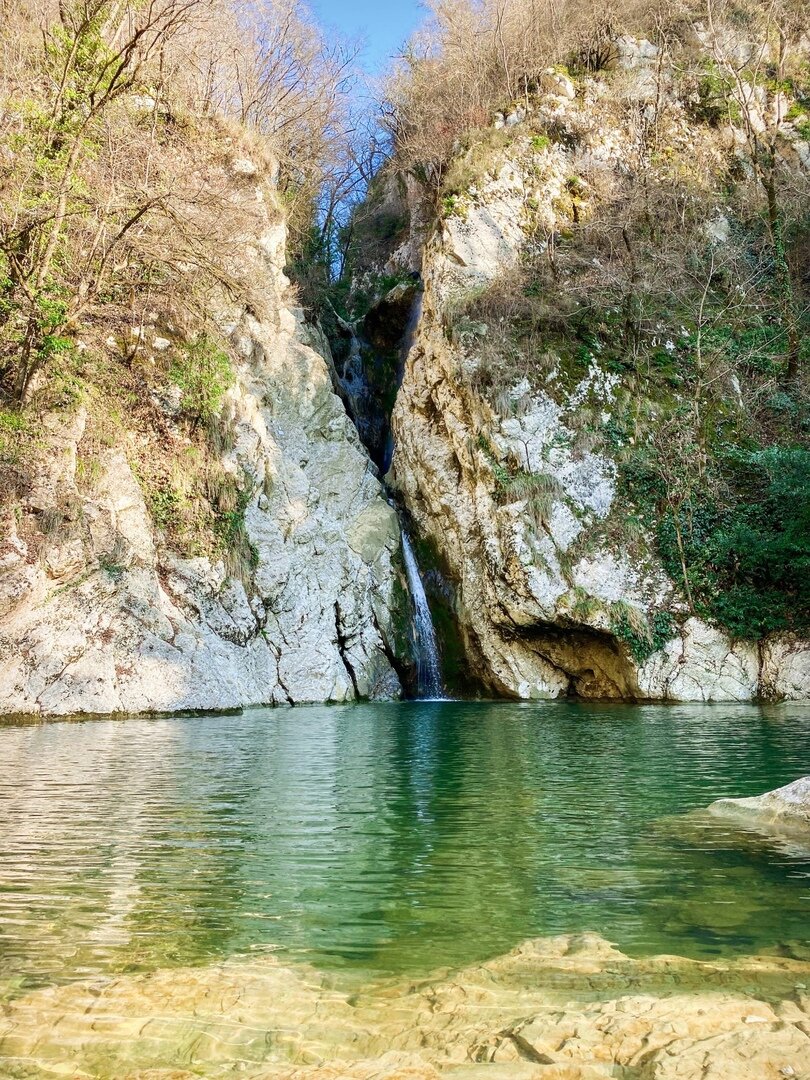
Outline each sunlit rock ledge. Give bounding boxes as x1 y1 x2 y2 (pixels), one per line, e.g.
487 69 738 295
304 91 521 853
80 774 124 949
2 932 809 1079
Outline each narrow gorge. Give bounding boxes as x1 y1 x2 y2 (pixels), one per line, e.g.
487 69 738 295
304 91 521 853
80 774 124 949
3 5 808 714
1 4 810 1079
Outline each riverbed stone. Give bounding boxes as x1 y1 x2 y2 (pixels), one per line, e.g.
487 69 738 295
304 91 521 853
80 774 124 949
707 776 810 835
1 933 808 1079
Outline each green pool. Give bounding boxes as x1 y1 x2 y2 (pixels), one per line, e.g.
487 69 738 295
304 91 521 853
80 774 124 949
1 700 808 992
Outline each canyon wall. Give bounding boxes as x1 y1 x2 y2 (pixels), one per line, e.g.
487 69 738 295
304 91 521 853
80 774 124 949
0 157 408 716
384 50 810 702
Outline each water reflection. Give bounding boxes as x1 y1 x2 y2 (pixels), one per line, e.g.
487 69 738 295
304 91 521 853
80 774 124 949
0 700 809 988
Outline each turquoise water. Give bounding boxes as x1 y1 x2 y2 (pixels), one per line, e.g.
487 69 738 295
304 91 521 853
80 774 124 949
0 700 809 989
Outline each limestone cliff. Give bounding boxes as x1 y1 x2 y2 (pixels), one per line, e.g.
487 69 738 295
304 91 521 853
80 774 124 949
384 48 810 702
0 158 407 715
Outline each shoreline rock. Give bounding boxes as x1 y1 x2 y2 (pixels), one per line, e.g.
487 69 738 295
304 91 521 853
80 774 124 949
707 776 810 835
0 175 409 718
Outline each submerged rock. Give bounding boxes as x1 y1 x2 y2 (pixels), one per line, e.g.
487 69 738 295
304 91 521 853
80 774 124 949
1 933 809 1078
707 776 810 834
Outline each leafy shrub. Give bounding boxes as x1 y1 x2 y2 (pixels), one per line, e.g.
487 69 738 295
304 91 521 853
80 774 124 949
611 603 675 664
147 484 183 531
0 410 27 433
650 449 810 638
213 477 260 579
0 408 36 499
169 336 234 425
687 60 742 125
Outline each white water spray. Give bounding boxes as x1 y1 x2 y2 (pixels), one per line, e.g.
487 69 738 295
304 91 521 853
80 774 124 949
400 529 444 699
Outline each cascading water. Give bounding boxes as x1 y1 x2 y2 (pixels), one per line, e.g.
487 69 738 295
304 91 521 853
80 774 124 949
400 528 445 699
334 287 445 699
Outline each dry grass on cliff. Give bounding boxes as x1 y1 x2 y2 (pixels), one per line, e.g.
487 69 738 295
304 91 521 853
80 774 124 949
420 2 810 639
0 0 348 400
381 0 809 178
0 0 353 567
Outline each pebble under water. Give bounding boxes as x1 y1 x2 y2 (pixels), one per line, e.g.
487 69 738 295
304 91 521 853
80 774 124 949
0 700 809 992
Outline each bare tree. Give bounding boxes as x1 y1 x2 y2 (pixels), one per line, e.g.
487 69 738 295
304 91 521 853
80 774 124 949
701 0 809 380
0 0 362 400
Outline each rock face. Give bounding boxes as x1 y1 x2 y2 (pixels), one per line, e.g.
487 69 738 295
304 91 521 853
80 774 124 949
386 69 810 703
0 179 407 716
2 932 809 1078
707 776 810 834
391 260 809 701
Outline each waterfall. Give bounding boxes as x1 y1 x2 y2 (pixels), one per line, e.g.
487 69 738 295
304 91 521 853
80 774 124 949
400 528 445 700
334 290 446 700
341 335 374 452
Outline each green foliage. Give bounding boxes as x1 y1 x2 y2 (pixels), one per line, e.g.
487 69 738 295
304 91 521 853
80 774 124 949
140 459 258 583
169 336 234 425
357 210 408 244
476 435 566 532
625 447 810 639
530 134 550 151
611 603 675 665
0 4 126 400
568 586 604 622
698 320 789 376
45 8 119 124
0 276 76 398
214 479 260 578
461 206 810 644
0 407 37 499
98 554 126 580
504 471 562 500
342 268 415 322
0 410 28 433
476 434 512 490
441 126 513 199
688 60 742 125
441 193 465 218
147 485 183 531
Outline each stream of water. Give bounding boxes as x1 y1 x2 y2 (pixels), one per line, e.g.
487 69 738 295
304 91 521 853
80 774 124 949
335 297 446 699
400 530 445 698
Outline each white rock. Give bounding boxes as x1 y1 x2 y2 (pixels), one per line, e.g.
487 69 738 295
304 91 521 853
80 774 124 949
707 776 810 833
231 157 258 177
638 618 759 702
760 637 810 700
387 115 809 703
706 214 731 243
0 196 406 716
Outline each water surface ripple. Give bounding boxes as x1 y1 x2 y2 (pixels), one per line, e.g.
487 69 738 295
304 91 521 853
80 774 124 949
1 701 808 988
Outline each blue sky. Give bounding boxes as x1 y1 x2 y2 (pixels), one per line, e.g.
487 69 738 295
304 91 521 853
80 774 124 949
310 0 424 71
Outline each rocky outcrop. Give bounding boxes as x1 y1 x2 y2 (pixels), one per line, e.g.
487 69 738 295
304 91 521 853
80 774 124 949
390 262 810 701
386 66 810 702
0 170 408 716
2 932 809 1078
707 776 810 835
